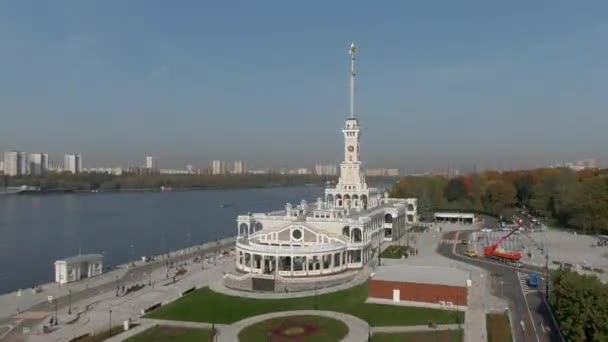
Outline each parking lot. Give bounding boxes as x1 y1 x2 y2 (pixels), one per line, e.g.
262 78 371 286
469 225 608 282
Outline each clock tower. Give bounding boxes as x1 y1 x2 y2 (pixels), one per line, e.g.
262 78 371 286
337 43 365 188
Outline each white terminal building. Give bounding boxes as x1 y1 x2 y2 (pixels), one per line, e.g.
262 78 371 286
233 44 417 278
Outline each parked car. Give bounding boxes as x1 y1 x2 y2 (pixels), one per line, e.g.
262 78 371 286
465 250 477 257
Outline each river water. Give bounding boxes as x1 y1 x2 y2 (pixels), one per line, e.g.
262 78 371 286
0 186 324 294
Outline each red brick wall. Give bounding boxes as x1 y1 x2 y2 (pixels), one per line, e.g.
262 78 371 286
369 280 467 305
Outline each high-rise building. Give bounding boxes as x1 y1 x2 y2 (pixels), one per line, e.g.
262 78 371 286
0 160 3 173
232 160 247 174
145 156 158 171
29 153 49 176
64 154 82 174
210 160 226 175
3 151 28 176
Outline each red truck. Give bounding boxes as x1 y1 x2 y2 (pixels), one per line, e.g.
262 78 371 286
483 226 523 262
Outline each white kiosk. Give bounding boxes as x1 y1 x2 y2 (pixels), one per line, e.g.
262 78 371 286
54 254 103 284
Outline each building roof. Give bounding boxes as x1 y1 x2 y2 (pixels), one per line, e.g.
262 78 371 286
55 254 103 264
371 265 468 287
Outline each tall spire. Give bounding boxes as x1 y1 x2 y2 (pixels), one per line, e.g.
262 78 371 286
349 42 357 119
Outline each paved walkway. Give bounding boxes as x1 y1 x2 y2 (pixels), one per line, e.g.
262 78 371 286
372 323 460 333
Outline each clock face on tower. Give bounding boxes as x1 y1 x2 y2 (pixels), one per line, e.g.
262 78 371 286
348 145 354 152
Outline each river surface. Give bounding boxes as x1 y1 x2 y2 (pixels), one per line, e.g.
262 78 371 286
0 186 325 294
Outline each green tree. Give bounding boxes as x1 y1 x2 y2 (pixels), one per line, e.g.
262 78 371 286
444 178 468 202
550 270 608 341
530 168 578 225
513 174 535 206
482 180 516 217
569 176 608 234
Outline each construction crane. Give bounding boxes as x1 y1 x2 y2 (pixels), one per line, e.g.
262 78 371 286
483 225 523 261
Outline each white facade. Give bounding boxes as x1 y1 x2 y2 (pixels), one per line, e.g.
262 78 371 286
64 154 82 174
3 151 28 176
145 156 158 170
54 254 103 284
434 212 476 224
211 160 226 175
234 44 417 278
29 153 49 176
232 160 247 174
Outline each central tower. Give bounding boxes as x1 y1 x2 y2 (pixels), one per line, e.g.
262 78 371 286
338 43 365 189
325 43 380 211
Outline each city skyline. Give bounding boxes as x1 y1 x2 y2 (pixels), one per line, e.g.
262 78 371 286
2 2 608 170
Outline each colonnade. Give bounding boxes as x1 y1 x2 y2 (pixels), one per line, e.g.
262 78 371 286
235 246 372 276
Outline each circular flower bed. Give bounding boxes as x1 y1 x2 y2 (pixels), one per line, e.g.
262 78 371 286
238 315 348 342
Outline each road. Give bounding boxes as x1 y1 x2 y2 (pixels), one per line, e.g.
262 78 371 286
437 229 561 342
0 239 234 342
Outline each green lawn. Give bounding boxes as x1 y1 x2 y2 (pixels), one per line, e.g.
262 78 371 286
380 245 409 259
147 282 464 326
125 326 213 342
74 326 123 342
486 313 513 342
238 315 348 342
372 329 463 342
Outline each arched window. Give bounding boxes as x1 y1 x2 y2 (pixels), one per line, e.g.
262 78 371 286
385 213 393 223
408 204 414 211
327 194 334 204
352 228 362 243
254 222 263 232
361 195 368 210
342 226 350 237
239 223 248 236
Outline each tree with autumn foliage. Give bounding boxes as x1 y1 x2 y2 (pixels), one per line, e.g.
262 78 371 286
482 180 516 218
390 167 608 232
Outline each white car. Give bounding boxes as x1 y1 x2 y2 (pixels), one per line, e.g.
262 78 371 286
481 228 493 233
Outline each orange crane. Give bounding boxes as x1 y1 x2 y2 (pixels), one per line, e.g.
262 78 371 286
483 226 523 261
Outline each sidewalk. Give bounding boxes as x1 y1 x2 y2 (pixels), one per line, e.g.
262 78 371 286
26 256 234 341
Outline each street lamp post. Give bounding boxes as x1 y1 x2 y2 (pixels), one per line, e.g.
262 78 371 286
377 233 381 266
68 289 72 315
54 299 58 325
108 309 112 337
545 251 550 300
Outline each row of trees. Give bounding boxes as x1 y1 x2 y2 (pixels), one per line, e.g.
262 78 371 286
390 167 608 234
2 173 336 192
549 270 608 341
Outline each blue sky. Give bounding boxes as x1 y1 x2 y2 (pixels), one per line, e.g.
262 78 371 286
1 1 607 171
